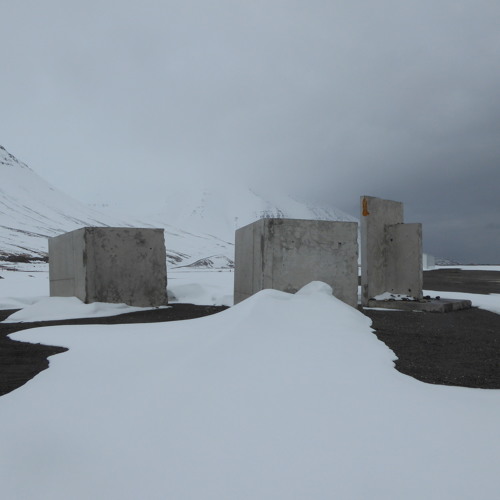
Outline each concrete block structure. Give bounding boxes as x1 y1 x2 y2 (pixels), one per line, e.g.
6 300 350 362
49 227 167 307
360 196 423 305
234 218 359 307
423 253 436 270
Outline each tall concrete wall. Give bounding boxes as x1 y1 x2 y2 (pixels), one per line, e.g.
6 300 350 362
234 219 265 304
234 218 359 307
423 253 436 270
385 223 423 298
49 227 167 307
360 196 422 304
49 228 87 300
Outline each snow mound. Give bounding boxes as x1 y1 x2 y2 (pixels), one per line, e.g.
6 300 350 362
2 297 168 323
2 281 500 498
296 280 333 296
3 281 500 498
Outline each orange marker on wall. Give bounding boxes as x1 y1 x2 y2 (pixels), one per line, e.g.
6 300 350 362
362 197 370 216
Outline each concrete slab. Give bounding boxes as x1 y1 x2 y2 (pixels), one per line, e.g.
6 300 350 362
234 218 359 307
49 227 167 307
423 253 436 270
365 298 472 313
360 195 423 305
385 222 423 299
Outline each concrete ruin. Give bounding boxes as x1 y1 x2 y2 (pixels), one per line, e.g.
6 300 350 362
423 253 436 270
49 227 167 307
234 218 359 307
360 196 423 305
360 196 470 312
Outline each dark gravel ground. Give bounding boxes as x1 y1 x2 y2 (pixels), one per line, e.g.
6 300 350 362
423 268 500 294
364 307 500 389
364 269 500 389
0 268 499 397
0 304 228 397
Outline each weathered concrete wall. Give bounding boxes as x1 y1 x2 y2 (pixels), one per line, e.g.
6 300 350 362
423 253 436 270
49 228 86 300
385 223 423 299
360 196 403 305
360 196 423 304
234 218 358 307
49 227 167 307
234 219 264 304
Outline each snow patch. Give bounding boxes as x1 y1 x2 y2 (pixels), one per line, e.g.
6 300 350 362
424 290 500 315
372 292 417 301
2 297 169 323
1 280 500 499
296 280 333 296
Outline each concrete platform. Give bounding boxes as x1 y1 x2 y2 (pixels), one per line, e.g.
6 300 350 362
365 298 472 313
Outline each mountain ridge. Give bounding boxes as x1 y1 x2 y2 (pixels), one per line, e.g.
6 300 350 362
1 145 358 268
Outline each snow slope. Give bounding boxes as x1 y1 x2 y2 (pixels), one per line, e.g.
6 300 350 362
0 145 126 257
0 145 233 266
1 145 357 268
149 183 358 244
1 282 499 500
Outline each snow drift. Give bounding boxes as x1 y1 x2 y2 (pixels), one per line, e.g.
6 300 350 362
1 282 499 500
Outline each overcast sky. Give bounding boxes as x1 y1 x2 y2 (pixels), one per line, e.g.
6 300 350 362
2 1 499 263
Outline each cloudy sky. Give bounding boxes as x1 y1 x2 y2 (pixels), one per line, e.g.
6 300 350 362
2 1 499 263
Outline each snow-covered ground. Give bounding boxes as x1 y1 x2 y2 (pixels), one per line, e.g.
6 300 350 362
1 280 500 499
2 263 500 317
2 297 170 323
167 269 234 307
0 264 234 317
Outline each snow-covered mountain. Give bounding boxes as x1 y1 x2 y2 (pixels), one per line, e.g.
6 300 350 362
0 145 127 257
148 184 358 243
0 145 233 266
1 145 357 268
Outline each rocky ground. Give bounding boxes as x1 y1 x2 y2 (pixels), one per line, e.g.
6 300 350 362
362 269 500 389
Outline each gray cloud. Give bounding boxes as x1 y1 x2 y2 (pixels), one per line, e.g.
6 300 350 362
1 0 499 262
